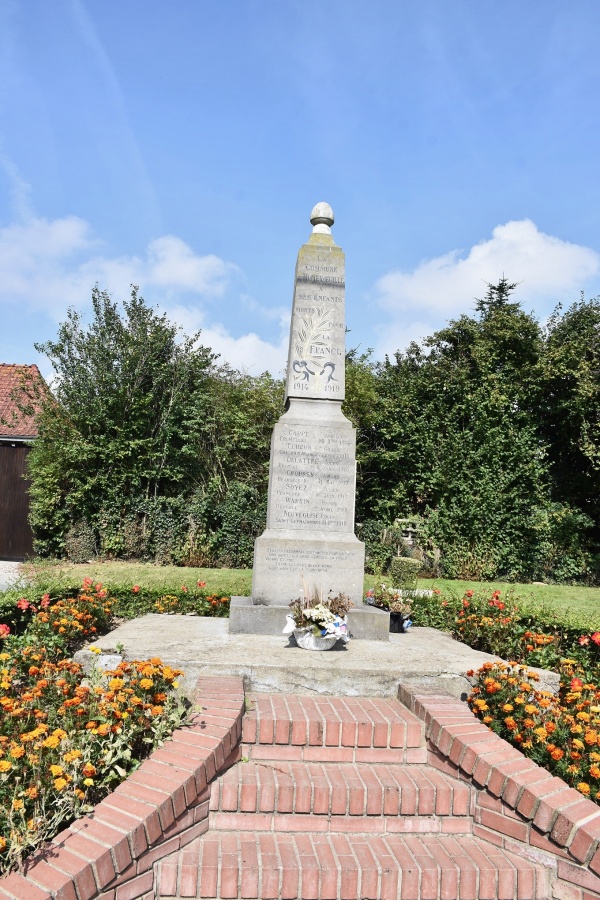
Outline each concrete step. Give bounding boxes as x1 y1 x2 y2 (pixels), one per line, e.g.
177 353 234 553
209 761 471 820
242 694 425 758
155 830 546 899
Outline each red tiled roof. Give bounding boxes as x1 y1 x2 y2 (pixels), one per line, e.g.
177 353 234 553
0 364 45 439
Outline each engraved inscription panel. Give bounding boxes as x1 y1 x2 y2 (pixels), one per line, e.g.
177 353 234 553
262 545 352 576
285 243 346 402
267 424 355 532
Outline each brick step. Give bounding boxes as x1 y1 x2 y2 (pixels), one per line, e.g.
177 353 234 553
208 811 472 836
210 762 471 819
155 831 546 899
242 694 424 752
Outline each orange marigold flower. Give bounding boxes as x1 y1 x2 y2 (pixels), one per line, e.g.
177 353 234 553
12 799 23 811
550 748 564 761
82 763 96 777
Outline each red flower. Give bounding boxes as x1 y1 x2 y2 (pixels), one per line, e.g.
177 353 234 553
0 624 10 638
591 633 600 646
17 598 30 610
181 585 188 593
197 581 207 588
465 590 474 598
571 677 584 692
579 635 590 646
433 589 441 595
132 585 140 593
463 600 470 608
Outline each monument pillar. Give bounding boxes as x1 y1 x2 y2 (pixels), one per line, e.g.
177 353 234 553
230 204 386 639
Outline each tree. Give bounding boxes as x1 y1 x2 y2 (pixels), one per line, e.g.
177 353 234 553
355 281 566 580
28 287 284 563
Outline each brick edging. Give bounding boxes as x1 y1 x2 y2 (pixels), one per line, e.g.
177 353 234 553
399 683 600 899
0 676 245 900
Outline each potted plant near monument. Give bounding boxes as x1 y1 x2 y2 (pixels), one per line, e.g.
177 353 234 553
364 557 421 633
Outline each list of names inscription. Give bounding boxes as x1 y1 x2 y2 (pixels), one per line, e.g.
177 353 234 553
268 425 355 532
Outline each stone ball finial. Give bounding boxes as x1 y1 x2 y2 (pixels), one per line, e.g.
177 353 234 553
310 202 334 228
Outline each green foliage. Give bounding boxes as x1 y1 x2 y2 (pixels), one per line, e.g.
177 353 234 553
356 282 600 584
27 288 281 564
389 556 422 589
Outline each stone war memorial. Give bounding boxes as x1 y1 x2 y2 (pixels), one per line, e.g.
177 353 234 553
230 202 388 640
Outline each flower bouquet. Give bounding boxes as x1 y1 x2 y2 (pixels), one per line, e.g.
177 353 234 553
364 582 413 633
283 592 352 650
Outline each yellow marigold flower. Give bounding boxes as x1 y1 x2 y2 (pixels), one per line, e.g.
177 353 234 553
139 678 153 690
585 731 598 746
63 750 82 763
96 724 110 736
524 705 537 715
514 696 525 705
0 837 6 851
502 704 514 713
578 782 591 795
83 777 94 786
74 788 85 799
54 777 68 791
109 678 124 691
26 786 38 799
43 736 60 749
52 729 67 740
590 765 600 779
0 760 12 772
50 764 64 777
591 752 600 762
572 739 585 750
483 716 493 724
10 745 25 759
577 712 591 722
571 725 584 735
12 799 23 811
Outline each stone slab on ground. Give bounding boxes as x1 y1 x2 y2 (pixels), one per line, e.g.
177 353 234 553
229 595 389 640
85 614 560 699
0 560 21 591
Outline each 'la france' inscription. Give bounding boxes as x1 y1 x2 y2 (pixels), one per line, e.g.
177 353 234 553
267 424 356 532
284 239 346 402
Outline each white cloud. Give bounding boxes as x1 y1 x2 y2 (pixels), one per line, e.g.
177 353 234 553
373 219 600 356
0 214 286 373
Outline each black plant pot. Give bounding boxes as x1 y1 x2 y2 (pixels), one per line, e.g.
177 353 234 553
389 612 406 634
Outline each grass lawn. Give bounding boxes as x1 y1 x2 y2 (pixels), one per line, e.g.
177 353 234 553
16 560 600 626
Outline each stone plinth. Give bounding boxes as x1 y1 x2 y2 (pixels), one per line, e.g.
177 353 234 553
251 398 365 605
229 596 390 641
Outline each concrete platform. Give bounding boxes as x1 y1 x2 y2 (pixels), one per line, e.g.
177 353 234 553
229 596 390 640
80 614 561 700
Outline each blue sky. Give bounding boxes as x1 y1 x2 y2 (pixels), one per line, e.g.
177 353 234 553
2 1 600 381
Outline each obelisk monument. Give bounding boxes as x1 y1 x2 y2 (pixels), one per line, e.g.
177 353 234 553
250 202 365 605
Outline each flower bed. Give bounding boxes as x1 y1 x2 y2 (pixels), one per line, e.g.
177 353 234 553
467 659 600 803
0 581 188 875
407 585 600 805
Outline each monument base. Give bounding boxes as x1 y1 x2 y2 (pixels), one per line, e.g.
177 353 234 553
229 596 390 641
251 530 365 606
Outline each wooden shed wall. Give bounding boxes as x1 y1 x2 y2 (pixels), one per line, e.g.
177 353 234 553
0 442 33 560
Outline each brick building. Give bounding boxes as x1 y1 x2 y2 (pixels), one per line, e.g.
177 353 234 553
0 364 45 560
